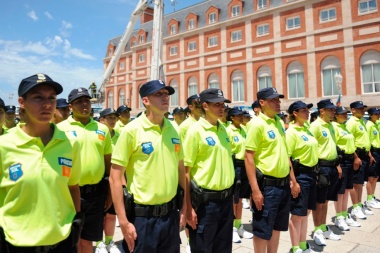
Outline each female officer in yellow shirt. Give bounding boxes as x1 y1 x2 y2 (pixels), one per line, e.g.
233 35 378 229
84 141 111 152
0 73 81 253
286 101 318 253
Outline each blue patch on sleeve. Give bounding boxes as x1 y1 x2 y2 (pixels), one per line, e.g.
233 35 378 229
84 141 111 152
9 163 23 182
268 130 276 139
142 142 154 155
205 137 216 146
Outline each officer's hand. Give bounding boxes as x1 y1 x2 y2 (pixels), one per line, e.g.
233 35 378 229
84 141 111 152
337 165 343 179
251 188 264 211
186 207 198 230
104 192 113 211
369 155 375 167
353 157 362 171
179 209 186 229
290 181 300 198
122 222 137 252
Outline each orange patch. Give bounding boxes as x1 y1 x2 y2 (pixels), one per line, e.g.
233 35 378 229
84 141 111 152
98 134 105 140
174 144 180 152
62 166 71 177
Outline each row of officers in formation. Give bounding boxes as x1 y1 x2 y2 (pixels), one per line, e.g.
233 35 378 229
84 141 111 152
0 73 379 253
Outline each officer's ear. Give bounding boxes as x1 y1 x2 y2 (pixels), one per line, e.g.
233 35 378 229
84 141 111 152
18 97 25 109
141 96 149 106
68 104 73 112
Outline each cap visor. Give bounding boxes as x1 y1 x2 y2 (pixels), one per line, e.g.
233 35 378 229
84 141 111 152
267 94 285 99
41 81 63 95
306 103 313 109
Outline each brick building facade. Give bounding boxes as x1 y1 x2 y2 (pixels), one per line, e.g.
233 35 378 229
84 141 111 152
103 0 380 113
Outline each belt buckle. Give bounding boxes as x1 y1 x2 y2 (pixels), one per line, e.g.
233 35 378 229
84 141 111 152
160 204 168 216
222 190 228 199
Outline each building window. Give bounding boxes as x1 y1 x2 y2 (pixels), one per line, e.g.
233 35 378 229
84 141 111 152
188 41 197 52
320 8 337 22
232 5 240 17
170 80 179 106
361 50 380 93
257 24 269 36
321 56 341 96
170 46 178 56
139 35 144 43
188 19 195 30
107 90 114 108
232 70 245 102
231 30 242 42
119 62 125 70
286 16 301 30
258 0 267 10
138 54 145 63
188 76 198 96
209 12 216 24
208 36 218 47
287 61 305 98
119 89 125 106
170 25 177 35
208 73 220 89
257 66 272 90
359 0 377 14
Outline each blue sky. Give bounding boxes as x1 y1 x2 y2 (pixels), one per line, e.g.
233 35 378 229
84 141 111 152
0 0 195 106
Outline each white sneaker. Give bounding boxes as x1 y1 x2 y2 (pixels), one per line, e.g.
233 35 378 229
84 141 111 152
302 243 316 253
242 198 250 209
362 205 374 215
107 241 122 253
313 229 326 246
351 206 367 219
232 227 241 243
186 244 191 253
335 216 350 231
322 227 341 241
237 225 253 239
345 214 361 227
366 199 380 209
95 242 108 253
293 248 303 253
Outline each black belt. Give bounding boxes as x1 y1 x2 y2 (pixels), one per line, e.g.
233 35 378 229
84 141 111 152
80 179 106 195
356 148 369 159
263 175 290 187
298 164 318 174
371 147 380 153
343 153 355 160
319 159 336 167
134 198 176 217
234 158 245 167
202 187 234 200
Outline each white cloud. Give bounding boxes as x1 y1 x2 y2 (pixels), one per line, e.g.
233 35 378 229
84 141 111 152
45 36 64 49
27 10 38 21
60 20 73 37
44 11 54 20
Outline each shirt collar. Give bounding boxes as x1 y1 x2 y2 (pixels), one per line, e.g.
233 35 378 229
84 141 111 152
14 123 66 146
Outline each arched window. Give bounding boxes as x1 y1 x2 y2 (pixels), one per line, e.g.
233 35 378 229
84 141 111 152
119 89 125 106
287 61 305 99
321 56 341 96
361 50 380 94
107 90 114 108
170 79 179 106
208 73 220 89
257 65 272 90
188 76 198 96
231 70 244 102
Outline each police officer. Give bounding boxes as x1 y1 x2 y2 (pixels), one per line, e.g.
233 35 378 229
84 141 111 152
184 88 235 253
58 87 113 253
226 107 253 243
4 105 16 130
332 106 361 229
309 99 342 246
286 101 318 253
109 80 187 253
0 73 81 252
115 105 132 133
245 87 299 253
251 100 261 117
179 94 202 142
346 101 375 219
366 108 380 208
172 107 185 127
52 98 70 124
0 98 6 135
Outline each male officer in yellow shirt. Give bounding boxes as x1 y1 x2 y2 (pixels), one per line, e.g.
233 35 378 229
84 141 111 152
0 98 6 135
51 98 70 124
309 99 342 246
245 87 299 253
172 107 185 127
184 88 235 253
4 105 17 130
367 108 380 207
346 101 375 219
58 87 113 253
179 94 202 141
115 105 132 133
109 80 187 253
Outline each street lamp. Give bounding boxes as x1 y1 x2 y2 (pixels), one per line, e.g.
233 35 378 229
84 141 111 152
9 93 14 106
335 72 343 96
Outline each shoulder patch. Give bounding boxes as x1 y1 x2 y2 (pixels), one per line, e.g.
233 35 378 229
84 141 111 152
9 163 23 181
301 135 309 141
322 130 328 137
268 130 276 139
205 137 216 146
142 142 154 155
233 136 239 142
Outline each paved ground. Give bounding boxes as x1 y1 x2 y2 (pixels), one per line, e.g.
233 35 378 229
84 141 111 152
99 183 380 252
